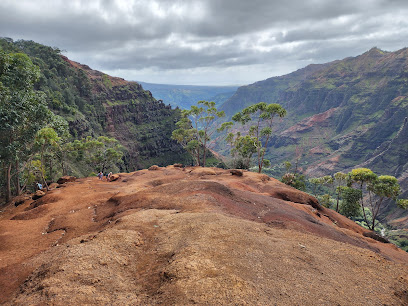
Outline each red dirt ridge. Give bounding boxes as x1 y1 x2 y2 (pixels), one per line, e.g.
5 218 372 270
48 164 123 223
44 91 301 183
0 167 407 304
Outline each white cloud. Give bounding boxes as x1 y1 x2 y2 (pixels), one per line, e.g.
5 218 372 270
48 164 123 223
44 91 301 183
1 0 408 85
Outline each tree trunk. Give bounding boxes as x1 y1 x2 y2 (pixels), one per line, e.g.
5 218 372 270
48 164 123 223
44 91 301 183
49 158 53 181
203 140 207 168
335 194 340 212
197 147 201 166
5 163 12 203
15 160 21 195
360 183 369 227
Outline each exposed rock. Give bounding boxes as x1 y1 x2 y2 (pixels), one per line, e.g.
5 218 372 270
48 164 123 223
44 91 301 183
266 186 321 210
148 165 160 171
230 169 243 176
363 231 390 243
32 190 45 200
13 194 31 207
190 167 217 176
110 174 120 181
173 163 184 168
48 183 59 190
57 176 77 184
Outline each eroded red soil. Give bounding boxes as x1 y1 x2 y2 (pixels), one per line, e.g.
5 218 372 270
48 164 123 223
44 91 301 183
1 167 407 304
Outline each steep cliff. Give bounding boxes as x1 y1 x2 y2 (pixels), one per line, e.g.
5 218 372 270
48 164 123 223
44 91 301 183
0 38 188 170
221 47 408 175
220 47 408 226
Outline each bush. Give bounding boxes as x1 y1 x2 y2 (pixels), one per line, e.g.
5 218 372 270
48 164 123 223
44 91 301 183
339 187 362 218
281 172 306 191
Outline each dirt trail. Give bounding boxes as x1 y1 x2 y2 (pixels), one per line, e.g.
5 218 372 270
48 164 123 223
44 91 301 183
1 166 408 304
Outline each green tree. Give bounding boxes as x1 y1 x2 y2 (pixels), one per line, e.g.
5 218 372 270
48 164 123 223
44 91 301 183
349 168 377 229
0 51 51 202
172 101 228 167
309 177 321 196
226 132 257 169
281 161 306 191
281 172 306 191
80 136 124 173
367 175 401 230
232 102 286 173
334 172 348 212
349 168 405 230
308 175 334 206
34 127 61 189
339 186 362 218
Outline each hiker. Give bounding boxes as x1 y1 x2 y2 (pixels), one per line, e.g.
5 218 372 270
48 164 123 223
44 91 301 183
107 172 113 182
36 182 43 190
98 172 103 180
105 172 109 181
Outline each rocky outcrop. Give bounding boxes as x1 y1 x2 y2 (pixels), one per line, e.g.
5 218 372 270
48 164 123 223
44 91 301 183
57 176 77 184
32 190 45 200
230 169 243 176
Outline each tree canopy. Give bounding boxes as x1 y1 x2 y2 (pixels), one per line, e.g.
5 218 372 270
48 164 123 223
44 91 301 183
172 100 227 167
0 51 51 201
231 102 286 173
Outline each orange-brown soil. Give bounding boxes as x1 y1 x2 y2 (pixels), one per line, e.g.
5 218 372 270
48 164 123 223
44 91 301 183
1 167 408 305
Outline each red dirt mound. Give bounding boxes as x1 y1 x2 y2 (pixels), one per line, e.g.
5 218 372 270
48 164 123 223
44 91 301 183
0 168 407 304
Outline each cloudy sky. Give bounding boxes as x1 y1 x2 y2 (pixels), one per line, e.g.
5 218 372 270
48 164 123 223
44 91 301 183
1 0 408 85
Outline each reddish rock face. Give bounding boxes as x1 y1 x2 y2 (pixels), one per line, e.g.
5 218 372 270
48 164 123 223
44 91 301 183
109 174 120 181
32 190 45 200
230 169 243 176
1 168 407 305
57 176 77 184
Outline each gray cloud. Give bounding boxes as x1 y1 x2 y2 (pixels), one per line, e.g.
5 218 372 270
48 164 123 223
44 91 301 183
1 0 408 85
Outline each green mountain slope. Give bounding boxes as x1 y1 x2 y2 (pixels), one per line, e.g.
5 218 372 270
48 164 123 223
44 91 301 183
139 82 238 109
220 62 333 116
220 47 408 227
0 38 188 172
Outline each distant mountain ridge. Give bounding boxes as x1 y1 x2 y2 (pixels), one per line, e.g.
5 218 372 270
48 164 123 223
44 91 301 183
220 47 408 227
139 81 238 109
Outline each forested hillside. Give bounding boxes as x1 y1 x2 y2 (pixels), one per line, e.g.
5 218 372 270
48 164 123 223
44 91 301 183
0 38 189 202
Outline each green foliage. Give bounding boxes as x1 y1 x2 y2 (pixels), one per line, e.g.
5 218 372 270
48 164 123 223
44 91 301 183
349 168 377 185
231 102 286 173
78 136 124 172
0 51 52 201
284 161 292 173
339 187 362 218
0 38 189 183
369 175 400 200
397 199 408 209
226 133 257 169
348 168 406 230
172 100 226 167
318 194 333 208
308 175 334 198
281 172 306 191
